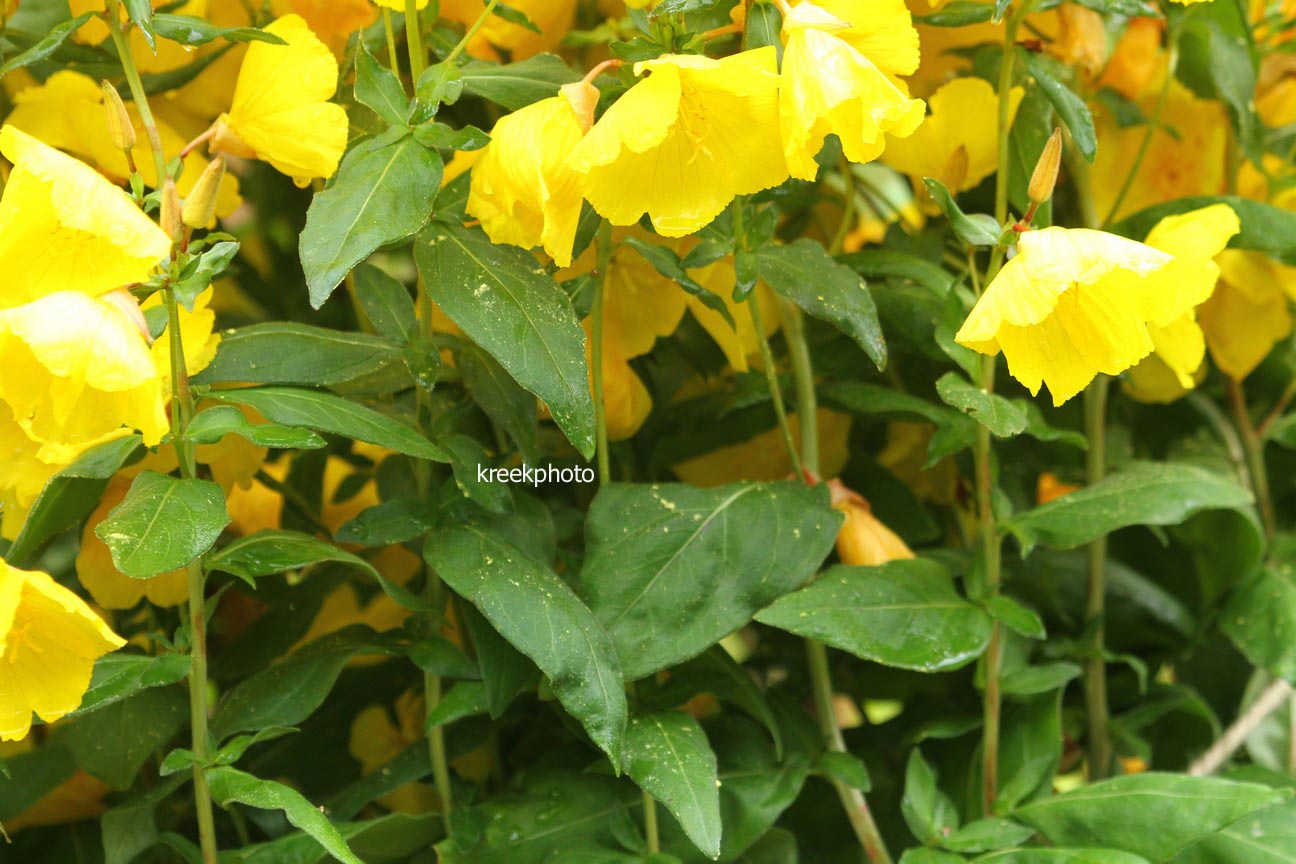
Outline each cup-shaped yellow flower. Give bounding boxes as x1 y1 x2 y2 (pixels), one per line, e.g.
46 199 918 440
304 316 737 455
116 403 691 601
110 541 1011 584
212 14 348 184
0 561 126 741
568 48 788 237
0 126 171 308
779 1 925 181
0 292 169 455
955 227 1205 405
468 83 594 267
882 77 1023 196
1199 251 1296 380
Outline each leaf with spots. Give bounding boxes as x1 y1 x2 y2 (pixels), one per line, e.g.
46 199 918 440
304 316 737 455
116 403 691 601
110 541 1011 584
578 482 841 680
621 711 722 859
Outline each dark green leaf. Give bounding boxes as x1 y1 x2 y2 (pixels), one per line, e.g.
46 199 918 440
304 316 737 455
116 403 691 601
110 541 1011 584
65 687 187 789
416 222 594 457
816 751 871 791
355 42 409 126
334 497 438 547
1020 51 1096 160
622 711 722 858
755 239 887 369
197 323 404 386
353 263 417 344
302 133 442 308
743 2 782 51
425 523 627 762
757 559 993 672
916 1 994 25
1223 565 1296 683
984 594 1046 639
902 749 960 844
70 652 191 719
974 852 1151 864
426 681 488 729
924 178 1002 246
207 767 365 864
208 386 449 462
937 372 1028 437
1006 462 1253 553
459 53 581 110
939 818 1033 853
1000 662 1082 697
185 405 326 450
579 481 841 679
1170 798 1296 864
458 345 540 462
0 14 95 76
122 0 155 48
151 13 286 46
96 471 230 579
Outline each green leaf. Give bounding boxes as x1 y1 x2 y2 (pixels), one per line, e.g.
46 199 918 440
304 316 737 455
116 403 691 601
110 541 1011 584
334 497 438 547
839 248 953 295
355 42 410 126
1109 196 1296 265
622 711 722 859
1000 662 1082 697
65 687 187 789
302 133 442 308
459 53 581 109
196 323 404 387
1006 462 1253 553
122 0 155 47
624 236 735 328
937 372 1028 437
1177 0 1259 163
902 749 960 844
416 222 594 458
984 594 1046 639
755 240 887 369
425 523 627 763
461 603 536 719
816 751 871 791
743 2 782 51
207 767 364 864
1013 773 1287 861
0 13 95 76
208 386 449 462
441 433 512 514
1020 51 1096 161
353 263 417 344
458 345 540 462
414 121 492 151
96 471 230 579
579 481 841 679
974 852 1152 864
1170 798 1296 864
225 813 441 864
6 434 142 566
924 178 1002 246
426 681 488 730
1266 413 1296 450
939 818 1033 853
1222 565 1296 683
757 559 993 672
183 406 322 451
151 13 286 46
655 648 784 759
70 652 191 719
916 1 994 25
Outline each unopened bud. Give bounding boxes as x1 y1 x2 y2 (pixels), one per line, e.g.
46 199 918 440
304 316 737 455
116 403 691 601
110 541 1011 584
942 144 970 193
160 180 183 244
102 80 136 152
560 81 600 134
101 288 152 344
182 155 226 229
1028 128 1063 206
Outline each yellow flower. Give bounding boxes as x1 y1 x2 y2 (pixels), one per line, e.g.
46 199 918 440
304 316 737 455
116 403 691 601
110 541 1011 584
0 126 170 308
882 77 1023 195
684 258 782 373
1126 204 1239 391
0 291 169 455
829 480 915 566
1199 251 1296 380
568 48 787 237
0 561 126 741
273 0 377 56
212 14 348 184
77 481 188 610
1051 4 1108 76
349 690 439 813
955 227 1201 405
1036 472 1082 505
585 320 653 440
439 0 578 60
468 83 594 268
372 0 427 8
0 404 102 540
1096 18 1163 101
1091 78 1227 222
4 72 243 221
144 287 222 386
779 1 925 181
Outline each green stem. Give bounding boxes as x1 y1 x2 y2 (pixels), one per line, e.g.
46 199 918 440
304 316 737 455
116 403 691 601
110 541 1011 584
1227 377 1277 540
103 0 167 186
185 557 219 864
1101 26 1180 228
383 8 401 74
749 298 804 480
404 0 426 80
643 789 660 853
781 302 818 474
1083 375 1112 780
993 12 1023 229
829 157 856 257
592 222 614 485
446 0 500 63
807 641 893 864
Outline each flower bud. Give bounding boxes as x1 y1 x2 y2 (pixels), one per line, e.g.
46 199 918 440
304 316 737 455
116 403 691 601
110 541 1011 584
560 81 600 134
100 288 152 344
828 479 915 567
160 179 183 245
102 80 136 153
1028 128 1063 206
182 156 226 229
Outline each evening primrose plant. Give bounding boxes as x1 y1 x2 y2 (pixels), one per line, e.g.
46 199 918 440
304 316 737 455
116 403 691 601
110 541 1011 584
1 0 1296 862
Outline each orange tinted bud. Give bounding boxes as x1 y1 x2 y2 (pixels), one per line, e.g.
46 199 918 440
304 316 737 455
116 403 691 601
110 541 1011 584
101 80 136 152
182 155 226 229
160 180 182 244
1029 128 1063 206
1036 472 1082 505
828 479 916 567
560 81 601 134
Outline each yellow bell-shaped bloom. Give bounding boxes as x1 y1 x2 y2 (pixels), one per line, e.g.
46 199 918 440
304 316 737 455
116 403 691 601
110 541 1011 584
568 48 788 237
273 0 377 56
0 404 106 541
0 291 169 455
350 690 439 813
779 1 925 181
77 481 188 610
0 561 126 741
1126 204 1240 391
1199 251 1296 380
955 227 1204 405
468 83 594 268
439 0 578 61
0 126 171 308
829 479 915 566
4 73 243 223
1096 18 1163 101
882 77 1023 195
213 14 348 184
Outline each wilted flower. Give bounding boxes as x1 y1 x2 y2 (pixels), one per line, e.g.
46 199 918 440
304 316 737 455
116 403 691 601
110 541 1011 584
829 479 915 566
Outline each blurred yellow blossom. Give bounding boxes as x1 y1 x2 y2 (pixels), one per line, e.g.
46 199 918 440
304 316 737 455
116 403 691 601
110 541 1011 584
1199 251 1296 380
440 0 578 60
